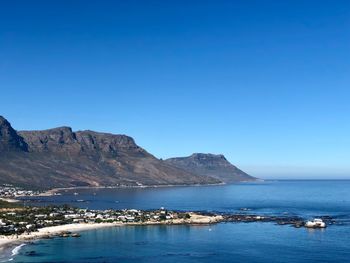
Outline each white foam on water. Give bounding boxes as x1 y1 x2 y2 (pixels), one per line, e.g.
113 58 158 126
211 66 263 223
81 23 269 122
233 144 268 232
11 243 26 257
0 243 26 262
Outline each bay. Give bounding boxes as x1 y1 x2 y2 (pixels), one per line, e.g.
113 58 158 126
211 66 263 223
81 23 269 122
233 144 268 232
8 180 350 262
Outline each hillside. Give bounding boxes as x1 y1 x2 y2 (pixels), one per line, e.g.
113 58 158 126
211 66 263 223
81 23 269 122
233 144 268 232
165 153 256 183
0 116 219 189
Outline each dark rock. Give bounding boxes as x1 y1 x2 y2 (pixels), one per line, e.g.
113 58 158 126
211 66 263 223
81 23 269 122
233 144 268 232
0 116 28 152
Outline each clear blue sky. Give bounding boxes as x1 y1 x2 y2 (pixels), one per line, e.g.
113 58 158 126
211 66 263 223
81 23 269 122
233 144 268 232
1 0 349 179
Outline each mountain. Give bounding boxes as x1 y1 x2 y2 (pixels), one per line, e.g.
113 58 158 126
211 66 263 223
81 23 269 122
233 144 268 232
0 116 220 189
0 116 28 152
165 153 256 183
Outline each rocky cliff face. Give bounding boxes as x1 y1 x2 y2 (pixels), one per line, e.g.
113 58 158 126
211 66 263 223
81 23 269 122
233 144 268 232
0 116 220 189
165 153 256 183
0 116 28 152
18 128 146 157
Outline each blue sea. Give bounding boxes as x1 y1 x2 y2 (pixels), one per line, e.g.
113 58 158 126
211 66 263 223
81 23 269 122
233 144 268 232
3 180 350 262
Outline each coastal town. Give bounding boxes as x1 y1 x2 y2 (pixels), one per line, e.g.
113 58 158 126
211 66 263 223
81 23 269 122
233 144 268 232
0 185 42 199
0 202 332 237
0 184 333 239
0 192 334 258
0 204 220 236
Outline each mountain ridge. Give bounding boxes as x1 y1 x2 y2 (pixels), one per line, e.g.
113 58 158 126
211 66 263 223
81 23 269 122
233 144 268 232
0 116 254 189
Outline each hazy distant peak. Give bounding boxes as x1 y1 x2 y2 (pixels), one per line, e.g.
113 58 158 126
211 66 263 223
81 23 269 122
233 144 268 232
166 153 256 183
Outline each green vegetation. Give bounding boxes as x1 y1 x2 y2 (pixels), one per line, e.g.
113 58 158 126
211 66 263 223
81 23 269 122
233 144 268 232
0 199 20 209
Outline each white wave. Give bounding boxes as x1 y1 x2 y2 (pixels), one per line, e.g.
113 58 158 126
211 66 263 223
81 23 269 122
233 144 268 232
11 243 26 257
0 244 26 262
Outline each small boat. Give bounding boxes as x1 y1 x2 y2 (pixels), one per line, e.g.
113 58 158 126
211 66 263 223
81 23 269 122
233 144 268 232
71 233 81 238
305 218 326 228
73 192 79 196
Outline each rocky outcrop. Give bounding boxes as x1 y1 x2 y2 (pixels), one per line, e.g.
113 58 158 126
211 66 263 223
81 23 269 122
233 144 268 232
18 128 146 157
19 127 79 154
165 153 256 183
0 116 28 152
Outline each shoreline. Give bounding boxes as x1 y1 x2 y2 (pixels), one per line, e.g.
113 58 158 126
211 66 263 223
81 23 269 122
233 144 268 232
0 197 20 203
2 180 262 199
0 213 223 250
38 182 228 196
0 222 120 249
0 209 333 255
38 180 262 197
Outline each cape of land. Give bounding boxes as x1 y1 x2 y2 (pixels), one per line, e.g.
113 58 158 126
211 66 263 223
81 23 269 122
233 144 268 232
0 202 331 251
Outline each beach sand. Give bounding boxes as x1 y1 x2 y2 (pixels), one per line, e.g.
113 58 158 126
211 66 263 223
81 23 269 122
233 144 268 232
0 197 20 203
0 214 222 251
0 222 121 250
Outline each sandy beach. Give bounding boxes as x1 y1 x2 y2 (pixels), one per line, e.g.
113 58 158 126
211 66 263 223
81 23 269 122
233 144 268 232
0 197 20 203
0 213 223 251
0 222 121 251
